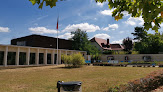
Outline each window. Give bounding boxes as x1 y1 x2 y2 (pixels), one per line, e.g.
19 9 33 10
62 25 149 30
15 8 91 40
17 41 26 46
0 51 4 65
107 56 114 60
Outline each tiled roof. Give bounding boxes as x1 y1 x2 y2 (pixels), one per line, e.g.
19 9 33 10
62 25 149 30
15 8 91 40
90 37 124 51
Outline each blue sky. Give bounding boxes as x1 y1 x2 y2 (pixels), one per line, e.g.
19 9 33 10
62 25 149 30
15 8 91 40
0 0 163 44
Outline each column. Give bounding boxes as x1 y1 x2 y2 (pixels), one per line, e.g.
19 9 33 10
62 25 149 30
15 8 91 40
16 47 20 66
56 50 58 65
36 49 39 65
3 46 8 67
58 50 61 64
51 50 55 65
65 50 67 55
26 48 30 65
44 50 47 65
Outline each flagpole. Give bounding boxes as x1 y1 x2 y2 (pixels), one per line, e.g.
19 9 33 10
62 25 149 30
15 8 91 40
57 27 58 65
56 7 59 65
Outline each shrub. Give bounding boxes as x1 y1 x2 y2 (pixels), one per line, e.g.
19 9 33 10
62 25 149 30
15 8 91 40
62 53 85 68
71 53 85 68
62 54 72 67
108 69 163 92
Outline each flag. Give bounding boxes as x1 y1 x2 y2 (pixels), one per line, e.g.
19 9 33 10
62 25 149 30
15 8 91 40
56 16 59 30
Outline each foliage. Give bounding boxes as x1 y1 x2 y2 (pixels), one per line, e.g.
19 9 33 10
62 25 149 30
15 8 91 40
61 54 72 67
130 61 163 65
132 27 147 41
29 0 163 31
29 0 64 9
103 50 113 54
96 0 163 32
71 29 101 55
61 53 85 68
71 53 85 67
108 70 163 92
123 37 133 54
134 33 163 54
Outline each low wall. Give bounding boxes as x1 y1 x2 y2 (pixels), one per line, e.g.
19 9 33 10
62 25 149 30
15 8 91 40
101 54 163 62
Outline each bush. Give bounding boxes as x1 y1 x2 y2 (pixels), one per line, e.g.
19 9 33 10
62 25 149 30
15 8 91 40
108 69 163 92
61 53 85 68
71 53 85 67
62 54 72 67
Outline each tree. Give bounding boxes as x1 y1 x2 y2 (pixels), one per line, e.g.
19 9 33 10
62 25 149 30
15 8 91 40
70 29 100 55
132 27 147 41
123 37 133 54
96 0 163 32
134 33 163 54
29 0 163 31
29 0 63 8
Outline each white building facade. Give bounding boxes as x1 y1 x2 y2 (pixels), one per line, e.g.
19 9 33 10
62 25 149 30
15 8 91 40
0 44 87 67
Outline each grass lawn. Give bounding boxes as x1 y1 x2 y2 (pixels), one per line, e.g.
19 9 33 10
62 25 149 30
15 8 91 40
0 65 162 92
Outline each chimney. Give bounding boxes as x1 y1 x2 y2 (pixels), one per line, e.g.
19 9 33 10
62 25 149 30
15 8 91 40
107 39 109 45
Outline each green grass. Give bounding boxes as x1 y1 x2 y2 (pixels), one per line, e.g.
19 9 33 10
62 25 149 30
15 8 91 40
0 65 162 92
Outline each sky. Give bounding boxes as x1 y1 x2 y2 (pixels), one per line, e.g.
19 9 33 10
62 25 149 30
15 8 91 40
0 0 163 45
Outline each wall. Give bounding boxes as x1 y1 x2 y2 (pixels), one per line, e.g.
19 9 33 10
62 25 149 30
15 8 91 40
101 54 163 62
0 44 87 67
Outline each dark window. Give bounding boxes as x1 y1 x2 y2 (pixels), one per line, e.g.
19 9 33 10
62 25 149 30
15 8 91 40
107 56 114 60
7 52 16 65
19 52 26 65
0 51 4 65
30 53 35 65
143 56 151 62
17 41 26 46
54 54 57 64
39 53 44 64
47 54 51 64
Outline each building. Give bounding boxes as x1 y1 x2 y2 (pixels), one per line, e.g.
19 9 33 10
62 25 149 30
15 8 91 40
11 34 73 50
0 44 87 67
90 37 124 51
0 34 87 67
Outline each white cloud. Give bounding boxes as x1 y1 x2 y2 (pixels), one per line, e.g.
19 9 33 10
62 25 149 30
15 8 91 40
160 23 163 27
102 24 119 31
0 27 10 32
58 33 74 39
97 2 104 7
100 9 114 16
62 23 100 32
102 27 109 31
100 9 130 17
111 39 123 44
94 33 110 39
122 11 130 17
124 16 144 26
29 27 58 34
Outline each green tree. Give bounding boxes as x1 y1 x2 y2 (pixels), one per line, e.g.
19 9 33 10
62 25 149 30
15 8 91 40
132 27 147 41
123 37 133 54
96 0 163 32
70 29 100 55
134 33 163 54
29 0 163 31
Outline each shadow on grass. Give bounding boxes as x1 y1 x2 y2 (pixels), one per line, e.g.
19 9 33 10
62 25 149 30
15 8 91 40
0 65 57 70
50 66 83 70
